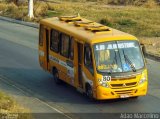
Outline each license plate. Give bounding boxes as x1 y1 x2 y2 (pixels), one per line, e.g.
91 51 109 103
120 94 130 98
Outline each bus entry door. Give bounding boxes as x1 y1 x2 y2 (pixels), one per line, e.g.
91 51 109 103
77 42 84 89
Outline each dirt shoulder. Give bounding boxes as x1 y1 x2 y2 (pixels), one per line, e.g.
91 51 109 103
140 37 160 57
0 91 32 119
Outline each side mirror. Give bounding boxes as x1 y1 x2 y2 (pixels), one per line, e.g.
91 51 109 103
141 44 148 63
141 44 147 57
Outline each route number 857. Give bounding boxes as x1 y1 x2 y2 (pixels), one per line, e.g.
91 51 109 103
103 76 111 82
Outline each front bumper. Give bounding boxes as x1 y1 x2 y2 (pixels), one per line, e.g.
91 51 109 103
95 82 148 100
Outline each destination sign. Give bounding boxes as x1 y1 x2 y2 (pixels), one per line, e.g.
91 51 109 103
95 42 135 51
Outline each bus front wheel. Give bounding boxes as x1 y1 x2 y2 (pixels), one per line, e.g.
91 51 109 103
86 84 94 100
130 96 138 99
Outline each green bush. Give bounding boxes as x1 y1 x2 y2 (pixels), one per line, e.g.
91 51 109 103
5 3 18 13
100 18 113 27
0 3 7 11
34 2 48 17
117 19 137 26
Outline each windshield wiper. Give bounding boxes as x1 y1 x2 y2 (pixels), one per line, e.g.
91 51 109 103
122 50 136 72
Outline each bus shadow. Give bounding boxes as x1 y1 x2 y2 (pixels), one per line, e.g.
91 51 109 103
0 67 137 105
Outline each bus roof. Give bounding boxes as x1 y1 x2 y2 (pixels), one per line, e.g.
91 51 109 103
40 16 137 44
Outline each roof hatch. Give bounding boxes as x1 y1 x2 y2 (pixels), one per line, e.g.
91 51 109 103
59 14 82 23
74 21 94 27
85 25 111 34
58 14 112 34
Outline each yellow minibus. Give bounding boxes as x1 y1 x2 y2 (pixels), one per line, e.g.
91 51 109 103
39 15 148 100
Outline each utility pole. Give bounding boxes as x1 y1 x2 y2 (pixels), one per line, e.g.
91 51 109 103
28 0 34 18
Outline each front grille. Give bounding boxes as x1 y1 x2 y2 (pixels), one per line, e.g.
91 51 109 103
111 76 136 81
110 82 137 89
111 84 123 87
126 82 137 86
114 89 137 95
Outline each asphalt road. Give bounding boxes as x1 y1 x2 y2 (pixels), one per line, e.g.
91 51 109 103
0 20 160 119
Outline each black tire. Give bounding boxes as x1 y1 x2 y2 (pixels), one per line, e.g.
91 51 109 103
52 68 62 84
130 96 138 99
86 84 94 100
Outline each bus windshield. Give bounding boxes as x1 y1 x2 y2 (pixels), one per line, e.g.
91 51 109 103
93 40 144 73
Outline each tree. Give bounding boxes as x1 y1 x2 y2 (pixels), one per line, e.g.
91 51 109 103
28 0 34 18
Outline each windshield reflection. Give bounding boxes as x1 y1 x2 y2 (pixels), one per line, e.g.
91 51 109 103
94 40 144 73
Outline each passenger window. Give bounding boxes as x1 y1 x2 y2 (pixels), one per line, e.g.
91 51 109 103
84 45 93 74
50 30 59 52
60 34 70 58
69 37 74 60
39 25 44 46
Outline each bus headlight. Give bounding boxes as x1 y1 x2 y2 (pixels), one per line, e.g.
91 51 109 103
139 72 147 85
139 77 146 85
98 79 109 88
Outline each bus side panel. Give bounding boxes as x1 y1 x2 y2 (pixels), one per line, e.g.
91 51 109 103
65 59 75 86
48 51 68 82
73 42 79 88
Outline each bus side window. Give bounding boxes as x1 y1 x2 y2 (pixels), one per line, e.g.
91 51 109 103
69 37 74 60
84 45 94 74
50 29 59 52
39 25 44 46
60 33 70 58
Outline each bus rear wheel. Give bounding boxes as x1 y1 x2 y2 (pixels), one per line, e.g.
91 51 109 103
52 68 62 84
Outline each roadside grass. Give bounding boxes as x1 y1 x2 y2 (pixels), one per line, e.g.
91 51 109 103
1 1 159 37
47 1 160 37
50 0 160 6
0 91 32 119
